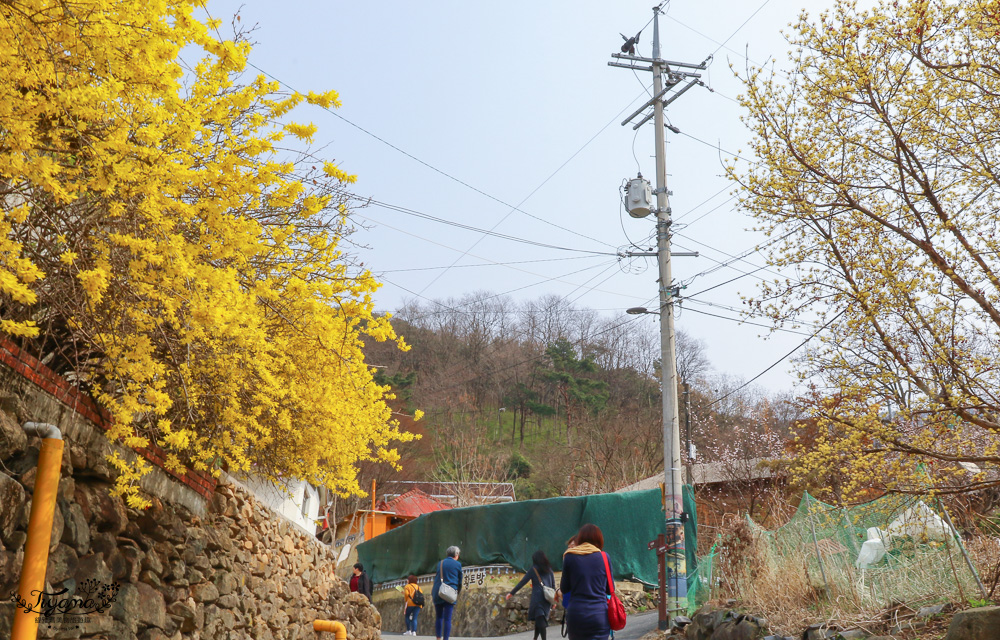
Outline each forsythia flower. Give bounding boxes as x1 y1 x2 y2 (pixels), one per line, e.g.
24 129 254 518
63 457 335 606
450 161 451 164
0 0 414 508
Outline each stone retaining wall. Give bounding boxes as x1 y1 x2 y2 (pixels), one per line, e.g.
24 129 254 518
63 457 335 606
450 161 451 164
0 393 379 639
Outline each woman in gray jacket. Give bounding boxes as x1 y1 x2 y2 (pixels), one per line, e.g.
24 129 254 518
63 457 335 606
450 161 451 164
506 550 556 640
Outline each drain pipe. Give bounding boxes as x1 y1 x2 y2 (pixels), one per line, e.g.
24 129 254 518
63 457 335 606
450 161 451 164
313 620 347 640
12 422 64 640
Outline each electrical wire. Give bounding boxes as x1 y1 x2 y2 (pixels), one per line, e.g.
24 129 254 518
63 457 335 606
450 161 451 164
565 263 630 307
631 126 644 173
364 199 618 256
679 302 812 336
380 255 601 274
666 11 791 83
706 309 845 408
353 213 624 297
678 228 798 294
243 61 634 253
683 266 768 299
678 130 753 164
674 232 791 282
673 194 737 227
412 88 652 297
378 258 622 310
671 184 732 223
710 0 773 57
672 240 770 287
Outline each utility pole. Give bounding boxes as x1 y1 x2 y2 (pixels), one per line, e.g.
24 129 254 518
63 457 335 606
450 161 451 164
610 5 709 624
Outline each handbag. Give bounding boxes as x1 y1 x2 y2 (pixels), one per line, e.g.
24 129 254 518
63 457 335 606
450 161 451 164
534 567 557 604
437 561 458 604
601 552 627 631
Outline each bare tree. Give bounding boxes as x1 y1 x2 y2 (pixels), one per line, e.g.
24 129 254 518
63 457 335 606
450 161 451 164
676 329 712 384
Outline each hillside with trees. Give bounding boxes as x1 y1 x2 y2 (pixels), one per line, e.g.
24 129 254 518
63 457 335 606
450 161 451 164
348 291 801 518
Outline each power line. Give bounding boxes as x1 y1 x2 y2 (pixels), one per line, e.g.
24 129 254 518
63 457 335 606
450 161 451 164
707 309 844 408
380 255 600 274
673 194 737 227
673 240 771 287
413 88 652 297
467 260 625 303
678 130 753 163
684 265 768 299
356 214 625 298
672 184 732 223
391 303 649 316
243 62 638 258
667 10 790 83
680 301 812 336
379 253 633 321
674 231 789 281
679 228 798 293
245 62 605 244
364 199 619 256
711 0 773 57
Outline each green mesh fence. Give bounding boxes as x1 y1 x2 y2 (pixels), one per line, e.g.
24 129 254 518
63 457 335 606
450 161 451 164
688 491 981 612
357 487 698 586
686 541 717 613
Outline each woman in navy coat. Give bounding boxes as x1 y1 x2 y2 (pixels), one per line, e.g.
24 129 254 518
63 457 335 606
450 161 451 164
559 524 613 640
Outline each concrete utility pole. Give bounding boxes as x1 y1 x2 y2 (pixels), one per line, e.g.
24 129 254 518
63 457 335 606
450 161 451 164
610 5 709 623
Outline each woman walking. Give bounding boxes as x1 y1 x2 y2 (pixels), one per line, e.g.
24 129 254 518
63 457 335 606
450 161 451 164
560 524 613 640
403 575 423 636
431 545 462 640
506 550 557 640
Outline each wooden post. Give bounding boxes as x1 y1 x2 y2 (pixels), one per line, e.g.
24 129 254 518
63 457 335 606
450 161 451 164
658 533 668 630
370 479 376 539
649 533 667 630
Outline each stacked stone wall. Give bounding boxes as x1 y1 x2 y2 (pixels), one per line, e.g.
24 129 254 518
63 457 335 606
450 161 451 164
0 350 381 640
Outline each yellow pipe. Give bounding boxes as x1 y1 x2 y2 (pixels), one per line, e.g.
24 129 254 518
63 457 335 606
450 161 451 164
12 423 64 640
313 619 347 639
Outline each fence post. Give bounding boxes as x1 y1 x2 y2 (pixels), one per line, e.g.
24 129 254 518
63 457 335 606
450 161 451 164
937 498 987 600
809 514 830 597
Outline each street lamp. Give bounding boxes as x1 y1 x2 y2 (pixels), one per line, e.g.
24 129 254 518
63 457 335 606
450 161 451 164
626 306 659 315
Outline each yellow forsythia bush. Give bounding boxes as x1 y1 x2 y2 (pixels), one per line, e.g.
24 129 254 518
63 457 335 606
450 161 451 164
0 0 415 507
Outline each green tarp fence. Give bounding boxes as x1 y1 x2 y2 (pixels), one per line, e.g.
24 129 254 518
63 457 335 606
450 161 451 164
358 486 697 586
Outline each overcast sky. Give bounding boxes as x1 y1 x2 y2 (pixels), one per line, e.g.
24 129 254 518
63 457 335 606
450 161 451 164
201 0 838 394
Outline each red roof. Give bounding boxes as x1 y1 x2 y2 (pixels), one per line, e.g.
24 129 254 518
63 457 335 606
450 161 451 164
379 489 452 518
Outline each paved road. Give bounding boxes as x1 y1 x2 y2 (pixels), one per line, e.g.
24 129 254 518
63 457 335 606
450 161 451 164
383 610 660 640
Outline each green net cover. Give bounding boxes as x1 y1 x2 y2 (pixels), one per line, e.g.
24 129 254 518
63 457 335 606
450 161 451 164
358 487 698 585
688 491 980 612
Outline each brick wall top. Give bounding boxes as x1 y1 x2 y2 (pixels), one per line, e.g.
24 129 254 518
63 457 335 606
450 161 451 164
0 336 217 500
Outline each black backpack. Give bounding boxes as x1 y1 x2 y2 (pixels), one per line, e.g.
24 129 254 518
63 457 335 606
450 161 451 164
411 586 425 607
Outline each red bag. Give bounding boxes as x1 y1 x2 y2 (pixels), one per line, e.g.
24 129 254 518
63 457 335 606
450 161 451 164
602 552 627 631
